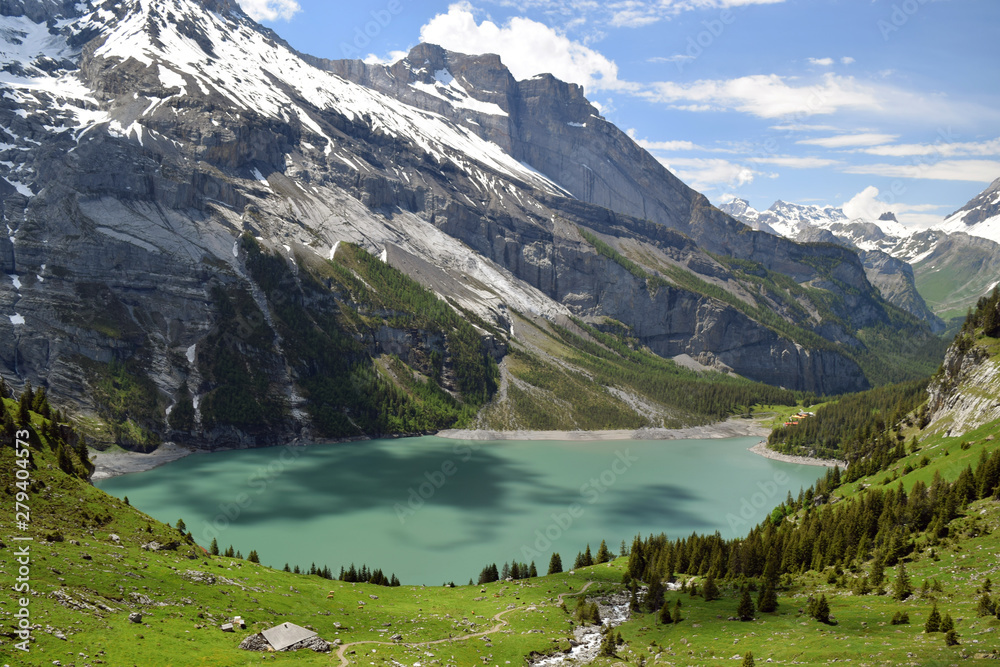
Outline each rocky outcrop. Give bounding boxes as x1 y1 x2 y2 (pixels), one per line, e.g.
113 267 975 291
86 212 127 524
859 250 944 331
927 341 1000 436
0 1 938 444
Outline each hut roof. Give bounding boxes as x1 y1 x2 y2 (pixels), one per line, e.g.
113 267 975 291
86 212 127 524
261 622 317 651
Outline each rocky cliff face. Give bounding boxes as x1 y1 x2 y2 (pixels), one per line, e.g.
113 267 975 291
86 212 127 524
721 198 945 331
0 0 939 446
927 337 1000 437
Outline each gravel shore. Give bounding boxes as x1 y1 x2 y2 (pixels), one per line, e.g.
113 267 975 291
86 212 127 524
437 417 772 442
748 441 847 468
89 442 195 481
91 419 835 481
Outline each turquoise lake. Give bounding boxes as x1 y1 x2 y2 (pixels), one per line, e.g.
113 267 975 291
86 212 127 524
95 435 826 585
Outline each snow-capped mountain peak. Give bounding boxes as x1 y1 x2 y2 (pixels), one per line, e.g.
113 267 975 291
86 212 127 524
936 177 1000 245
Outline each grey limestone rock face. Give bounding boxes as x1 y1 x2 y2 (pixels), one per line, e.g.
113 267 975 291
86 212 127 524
0 1 934 446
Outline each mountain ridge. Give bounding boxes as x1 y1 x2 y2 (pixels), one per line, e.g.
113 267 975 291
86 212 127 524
0 0 942 447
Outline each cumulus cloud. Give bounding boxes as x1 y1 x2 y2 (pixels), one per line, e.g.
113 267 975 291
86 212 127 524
238 0 300 21
842 186 889 220
808 57 834 66
419 3 634 92
841 56 855 64
797 133 898 148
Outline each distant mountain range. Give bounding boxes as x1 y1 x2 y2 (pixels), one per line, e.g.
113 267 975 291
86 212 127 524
0 0 947 447
721 178 1000 325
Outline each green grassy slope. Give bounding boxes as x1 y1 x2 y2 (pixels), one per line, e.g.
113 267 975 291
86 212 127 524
2 296 998 665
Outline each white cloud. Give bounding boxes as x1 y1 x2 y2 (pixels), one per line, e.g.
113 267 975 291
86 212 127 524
857 137 1000 158
751 155 841 168
797 133 898 148
808 57 834 66
844 159 1000 182
842 186 948 227
648 55 695 63
634 137 701 151
500 0 787 30
238 0 300 21
654 156 773 191
841 56 855 65
364 50 408 65
419 3 634 92
643 73 882 118
769 122 842 132
842 186 888 220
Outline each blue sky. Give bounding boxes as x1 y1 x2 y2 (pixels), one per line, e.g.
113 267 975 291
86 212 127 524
242 0 1000 227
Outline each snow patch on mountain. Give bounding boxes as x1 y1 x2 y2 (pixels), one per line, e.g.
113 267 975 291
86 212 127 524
87 0 559 194
936 180 1000 245
410 69 509 116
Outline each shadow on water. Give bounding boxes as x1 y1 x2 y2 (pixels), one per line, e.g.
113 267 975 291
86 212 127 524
100 440 581 536
599 483 714 529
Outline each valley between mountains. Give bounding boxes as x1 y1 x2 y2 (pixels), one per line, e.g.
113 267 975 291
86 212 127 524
1 0 999 665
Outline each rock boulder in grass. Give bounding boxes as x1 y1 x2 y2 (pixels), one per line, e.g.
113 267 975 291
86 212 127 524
238 634 272 651
284 636 331 653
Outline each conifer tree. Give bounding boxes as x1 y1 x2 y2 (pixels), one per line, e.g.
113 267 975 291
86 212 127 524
742 651 755 667
582 544 593 567
283 563 290 572
893 562 912 601
870 557 886 593
673 598 682 623
626 536 646 580
703 573 720 601
248 550 260 564
925 603 941 632
658 601 672 624
757 581 778 613
599 627 616 656
944 629 960 646
737 588 755 621
977 592 995 617
209 538 219 556
548 552 563 575
808 595 830 623
528 562 538 578
940 613 954 633
596 540 612 564
645 577 665 613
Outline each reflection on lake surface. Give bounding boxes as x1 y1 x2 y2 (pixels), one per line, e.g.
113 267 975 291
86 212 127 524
96 435 825 584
